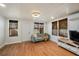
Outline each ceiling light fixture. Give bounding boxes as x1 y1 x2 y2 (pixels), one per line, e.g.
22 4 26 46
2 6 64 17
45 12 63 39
32 11 40 17
51 16 54 19
0 3 6 7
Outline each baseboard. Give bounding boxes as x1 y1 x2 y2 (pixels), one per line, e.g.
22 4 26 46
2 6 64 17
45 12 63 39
5 40 31 45
0 44 5 49
5 41 23 45
0 40 31 49
50 39 58 43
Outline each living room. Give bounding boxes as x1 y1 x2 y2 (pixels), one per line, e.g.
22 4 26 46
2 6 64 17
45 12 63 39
0 3 79 56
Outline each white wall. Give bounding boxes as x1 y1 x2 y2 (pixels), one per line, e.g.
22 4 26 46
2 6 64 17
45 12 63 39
68 18 79 32
68 13 79 32
0 16 6 48
43 22 48 33
5 19 34 45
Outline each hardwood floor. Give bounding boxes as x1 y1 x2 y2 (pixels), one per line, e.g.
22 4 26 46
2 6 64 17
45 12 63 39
0 41 75 56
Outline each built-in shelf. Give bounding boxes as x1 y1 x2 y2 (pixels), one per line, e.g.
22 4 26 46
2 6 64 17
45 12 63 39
59 37 79 48
58 37 79 55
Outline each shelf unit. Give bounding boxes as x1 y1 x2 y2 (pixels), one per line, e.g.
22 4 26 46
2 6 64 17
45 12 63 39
58 37 79 55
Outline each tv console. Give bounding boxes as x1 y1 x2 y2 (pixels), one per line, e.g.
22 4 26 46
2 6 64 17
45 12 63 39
58 37 79 55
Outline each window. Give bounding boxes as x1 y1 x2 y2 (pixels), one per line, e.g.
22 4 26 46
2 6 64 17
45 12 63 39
52 21 57 35
9 20 18 37
34 22 44 34
59 18 68 37
52 18 68 37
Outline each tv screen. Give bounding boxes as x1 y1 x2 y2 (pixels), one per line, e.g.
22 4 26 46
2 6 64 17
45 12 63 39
69 30 79 42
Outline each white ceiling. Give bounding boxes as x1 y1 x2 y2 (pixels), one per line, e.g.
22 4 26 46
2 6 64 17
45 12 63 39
0 3 79 21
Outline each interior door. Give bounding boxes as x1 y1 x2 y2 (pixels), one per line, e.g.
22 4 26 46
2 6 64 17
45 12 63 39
21 21 30 41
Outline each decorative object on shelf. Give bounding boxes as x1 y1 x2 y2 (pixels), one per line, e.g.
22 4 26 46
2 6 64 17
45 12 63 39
9 20 18 37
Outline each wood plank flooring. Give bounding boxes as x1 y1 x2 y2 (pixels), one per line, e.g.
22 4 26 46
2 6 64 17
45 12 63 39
0 41 75 56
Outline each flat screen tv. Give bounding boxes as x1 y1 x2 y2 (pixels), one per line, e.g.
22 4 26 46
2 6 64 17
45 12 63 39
69 30 79 42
